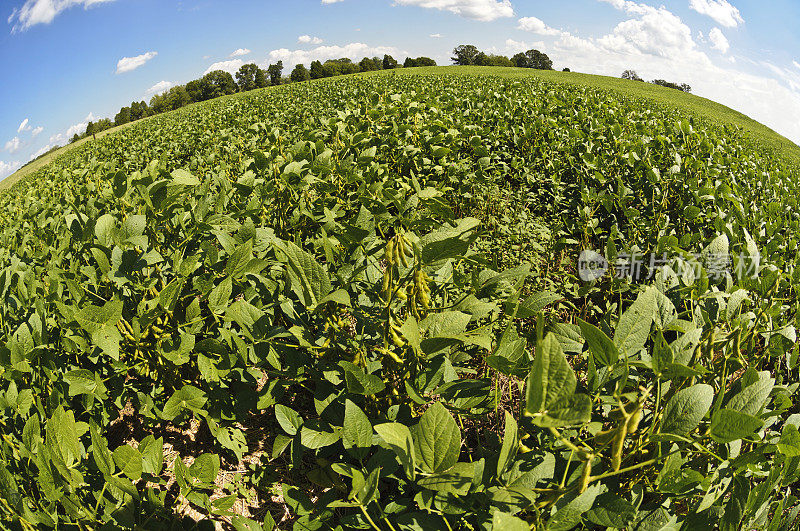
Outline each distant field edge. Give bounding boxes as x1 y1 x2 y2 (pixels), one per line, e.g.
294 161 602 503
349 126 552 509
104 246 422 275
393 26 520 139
3 65 797 191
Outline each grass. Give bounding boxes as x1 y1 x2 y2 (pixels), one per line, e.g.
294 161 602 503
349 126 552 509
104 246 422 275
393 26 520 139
4 65 797 190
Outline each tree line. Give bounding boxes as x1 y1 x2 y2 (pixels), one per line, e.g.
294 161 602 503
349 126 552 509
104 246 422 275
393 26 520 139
68 54 440 144
451 44 558 70
69 44 563 144
621 70 692 93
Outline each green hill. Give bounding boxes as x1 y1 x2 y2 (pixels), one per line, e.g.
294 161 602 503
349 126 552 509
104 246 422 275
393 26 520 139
2 67 800 529
4 66 798 191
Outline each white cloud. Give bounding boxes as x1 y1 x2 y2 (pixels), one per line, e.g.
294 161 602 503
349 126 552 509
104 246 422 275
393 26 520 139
8 0 115 32
517 16 563 36
17 118 30 133
204 59 244 75
268 42 403 68
512 3 800 144
393 0 513 21
230 48 251 57
116 51 157 74
0 160 21 180
489 38 545 56
146 80 173 95
29 143 55 160
31 126 44 137
49 112 95 144
708 27 729 53
321 0 344 3
430 33 443 38
298 35 324 44
4 137 21 154
597 2 697 58
689 0 744 28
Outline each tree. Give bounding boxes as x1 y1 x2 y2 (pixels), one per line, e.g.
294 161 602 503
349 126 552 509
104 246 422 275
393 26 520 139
621 70 644 81
186 79 208 102
323 60 342 77
130 101 147 121
310 60 327 79
680 83 692 93
452 44 480 65
291 64 310 82
383 54 399 70
236 63 261 92
203 70 237 98
415 57 437 67
562 67 571 72
477 54 512 67
255 67 268 88
512 52 528 68
114 107 131 126
359 57 381 71
404 57 417 68
525 49 553 70
267 61 283 86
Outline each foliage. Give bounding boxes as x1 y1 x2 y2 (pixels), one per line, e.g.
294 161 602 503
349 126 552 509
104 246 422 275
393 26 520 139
3 69 800 529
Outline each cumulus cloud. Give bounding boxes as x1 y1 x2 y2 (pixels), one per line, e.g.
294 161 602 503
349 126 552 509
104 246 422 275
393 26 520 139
29 143 55 160
49 112 95 144
393 0 513 22
146 80 173 95
708 27 729 53
230 48 251 57
17 119 30 133
517 16 563 36
116 51 157 74
514 3 800 144
597 2 697 58
298 35 324 44
31 126 44 137
8 0 115 32
4 137 21 154
689 0 744 28
0 160 21 180
268 42 403 68
204 59 243 75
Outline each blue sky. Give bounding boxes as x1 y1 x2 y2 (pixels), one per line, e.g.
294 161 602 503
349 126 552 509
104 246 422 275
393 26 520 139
2 0 799 180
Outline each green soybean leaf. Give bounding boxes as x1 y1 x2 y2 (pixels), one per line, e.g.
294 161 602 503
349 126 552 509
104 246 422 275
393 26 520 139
710 409 764 443
342 400 372 458
492 512 529 531
162 385 208 421
726 370 774 416
660 384 713 436
585 492 637 528
578 318 619 367
613 287 656 357
778 425 800 457
113 444 143 481
515 291 562 319
90 421 114 477
171 168 200 186
526 333 591 426
275 404 303 436
411 402 461 474
496 411 519 478
375 422 416 480
190 453 220 483
275 240 331 308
